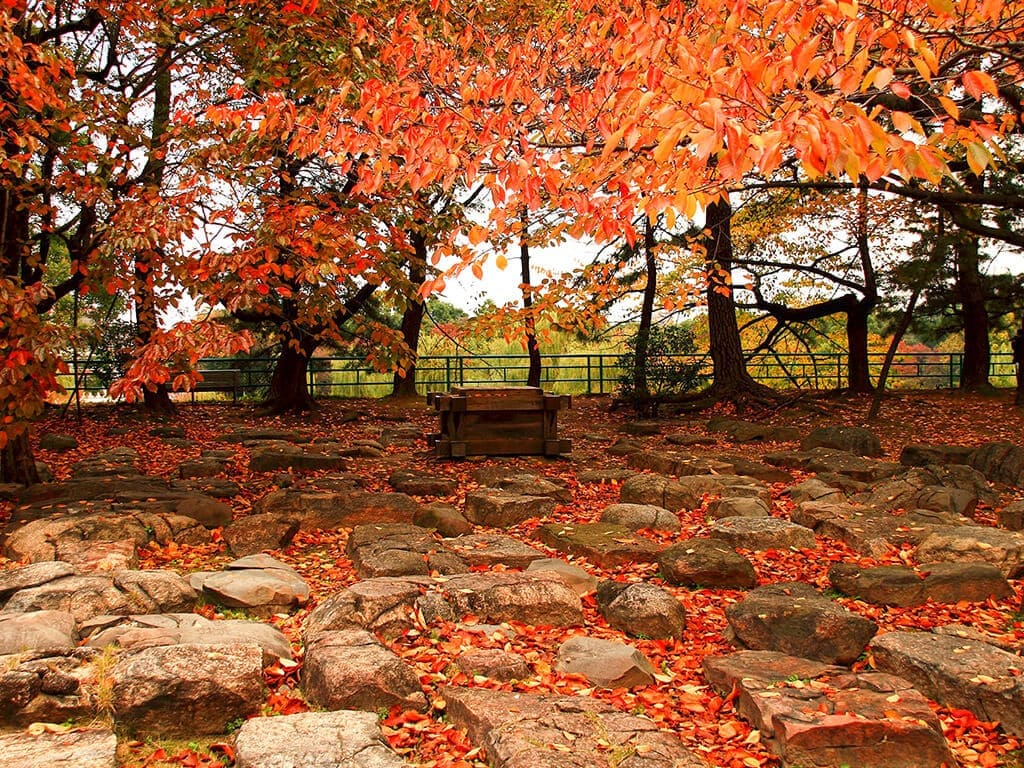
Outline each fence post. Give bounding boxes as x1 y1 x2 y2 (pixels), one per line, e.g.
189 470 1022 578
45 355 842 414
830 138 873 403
948 353 955 389
458 355 464 385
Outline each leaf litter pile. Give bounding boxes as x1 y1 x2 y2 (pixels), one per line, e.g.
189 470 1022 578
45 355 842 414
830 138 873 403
7 391 1024 768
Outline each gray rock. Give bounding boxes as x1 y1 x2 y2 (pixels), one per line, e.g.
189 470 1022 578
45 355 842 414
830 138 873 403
801 425 883 457
706 496 770 520
915 525 1024 577
599 503 680 531
0 727 116 768
463 489 557 527
828 561 1012 606
618 473 705 512
709 517 817 551
39 433 79 452
657 539 757 589
534 522 663 568
494 475 572 503
789 478 845 505
347 523 466 578
199 558 309 614
703 650 953 768
900 444 974 467
456 649 531 681
249 443 351 472
0 610 77 654
555 636 655 688
445 534 545 569
111 642 264 735
224 513 300 556
725 582 878 665
85 616 291 666
234 711 405 768
437 572 583 628
969 441 1024 487
524 559 597 596
412 503 473 537
596 581 686 639
388 470 457 497
302 577 430 641
998 500 1024 531
444 686 707 768
0 561 77 602
256 490 421 530
301 629 426 713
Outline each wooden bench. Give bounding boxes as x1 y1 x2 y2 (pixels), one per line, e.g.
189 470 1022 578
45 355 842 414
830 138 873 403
191 369 241 402
427 386 571 458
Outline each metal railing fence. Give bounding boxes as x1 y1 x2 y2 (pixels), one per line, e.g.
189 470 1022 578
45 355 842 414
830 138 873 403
56 351 1019 401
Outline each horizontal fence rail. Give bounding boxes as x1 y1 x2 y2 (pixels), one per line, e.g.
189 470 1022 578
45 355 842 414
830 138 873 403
57 351 1020 402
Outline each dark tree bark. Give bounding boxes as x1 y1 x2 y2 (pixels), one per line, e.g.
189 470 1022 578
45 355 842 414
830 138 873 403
0 431 40 486
954 224 992 392
136 50 174 414
264 328 318 414
520 209 542 388
868 286 922 421
702 197 775 406
631 216 657 405
392 232 428 398
846 303 874 393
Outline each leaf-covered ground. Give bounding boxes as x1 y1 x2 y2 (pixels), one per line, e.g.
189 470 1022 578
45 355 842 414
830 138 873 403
6 390 1024 768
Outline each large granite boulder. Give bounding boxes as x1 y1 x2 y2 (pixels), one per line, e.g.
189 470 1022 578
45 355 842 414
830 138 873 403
346 524 466 578
914 525 1024 577
595 581 686 639
599 503 680 532
725 582 878 665
657 540 758 589
709 517 816 551
110 642 264 735
196 555 310 615
444 534 546 569
463 489 557 527
255 490 421 530
969 441 1024 487
301 629 427 713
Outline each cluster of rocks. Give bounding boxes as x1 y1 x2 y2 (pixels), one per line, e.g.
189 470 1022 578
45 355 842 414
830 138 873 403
7 417 1024 768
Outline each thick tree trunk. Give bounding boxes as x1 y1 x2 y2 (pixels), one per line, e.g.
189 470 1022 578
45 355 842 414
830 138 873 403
392 233 427 398
136 52 174 415
704 197 774 405
846 303 874 393
632 216 657 405
264 332 318 413
520 210 541 388
955 229 992 391
0 431 40 485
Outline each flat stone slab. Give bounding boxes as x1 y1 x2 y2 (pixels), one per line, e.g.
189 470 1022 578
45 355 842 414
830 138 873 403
627 450 734 478
725 582 877 665
2 570 196 625
900 444 974 467
0 610 78 654
197 557 309 615
388 470 457 497
493 474 573 503
83 614 291 665
709 517 816 551
256 490 421 530
234 710 405 768
618 473 706 512
0 727 117 768
346 524 466 578
301 629 427 713
703 650 953 768
828 562 1012 606
463 489 557 527
792 502 961 557
303 572 582 640
534 522 663 568
524 558 597 596
969 441 1024 487
801 425 883 457
249 442 351 472
764 448 901 482
706 418 801 443
0 647 99 726
444 533 546 569
870 630 1024 736
443 687 708 768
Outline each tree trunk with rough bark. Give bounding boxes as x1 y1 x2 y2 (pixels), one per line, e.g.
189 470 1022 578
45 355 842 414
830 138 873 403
632 216 657 405
703 197 775 406
955 227 992 392
392 233 428 398
846 303 874 393
520 210 542 388
136 51 174 414
0 432 40 485
264 331 318 413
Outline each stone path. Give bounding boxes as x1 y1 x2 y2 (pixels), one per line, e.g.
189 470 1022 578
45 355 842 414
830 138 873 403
5 413 1024 767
